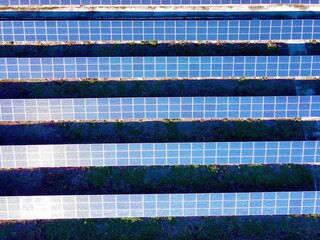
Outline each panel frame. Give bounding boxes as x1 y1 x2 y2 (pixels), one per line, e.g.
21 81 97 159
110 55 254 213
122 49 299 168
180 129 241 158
0 0 319 4
1 19 319 42
0 141 319 168
0 192 318 220
1 56 320 80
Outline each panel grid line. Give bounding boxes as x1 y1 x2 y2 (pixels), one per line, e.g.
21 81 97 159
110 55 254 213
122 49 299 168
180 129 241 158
0 141 319 168
1 20 319 43
1 0 320 4
1 56 319 80
1 96 319 122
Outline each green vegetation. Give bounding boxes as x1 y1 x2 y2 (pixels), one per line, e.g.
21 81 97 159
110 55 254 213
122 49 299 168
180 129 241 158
163 120 180 141
147 41 158 46
115 120 124 132
0 215 319 240
89 78 98 84
0 42 290 58
0 165 315 196
0 120 308 145
267 41 277 49
0 79 299 99
0 34 319 238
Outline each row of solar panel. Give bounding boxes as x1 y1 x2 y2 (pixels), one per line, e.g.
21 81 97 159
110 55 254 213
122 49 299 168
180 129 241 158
1 0 319 4
1 96 319 121
1 96 319 120
0 141 318 168
0 56 319 79
0 192 319 220
1 20 319 42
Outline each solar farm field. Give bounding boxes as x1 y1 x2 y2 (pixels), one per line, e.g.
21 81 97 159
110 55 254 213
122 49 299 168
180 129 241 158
0 1 320 239
1 0 320 5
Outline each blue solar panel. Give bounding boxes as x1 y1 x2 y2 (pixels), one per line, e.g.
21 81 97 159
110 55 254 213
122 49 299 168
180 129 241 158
0 20 319 42
0 0 319 4
0 141 319 168
0 96 319 121
0 192 319 220
0 56 319 80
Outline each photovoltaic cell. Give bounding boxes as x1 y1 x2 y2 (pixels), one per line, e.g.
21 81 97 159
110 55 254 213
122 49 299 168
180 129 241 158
0 192 319 220
0 56 319 80
1 20 319 42
0 0 319 4
0 141 319 168
0 96 319 121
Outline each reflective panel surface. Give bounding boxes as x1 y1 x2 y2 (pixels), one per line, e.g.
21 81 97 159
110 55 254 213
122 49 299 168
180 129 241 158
0 192 319 220
0 56 320 80
1 20 319 42
0 141 319 168
1 96 319 121
1 0 319 4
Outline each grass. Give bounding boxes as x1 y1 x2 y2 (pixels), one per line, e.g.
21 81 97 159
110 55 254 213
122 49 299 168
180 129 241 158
267 41 277 49
0 165 315 196
0 215 319 240
0 43 290 58
0 120 308 145
238 76 246 82
0 79 299 99
147 41 158 46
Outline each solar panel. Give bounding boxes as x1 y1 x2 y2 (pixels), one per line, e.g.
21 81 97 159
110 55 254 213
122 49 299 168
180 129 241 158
0 191 318 220
0 0 319 5
1 20 319 42
0 56 319 80
0 96 319 121
0 141 319 168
